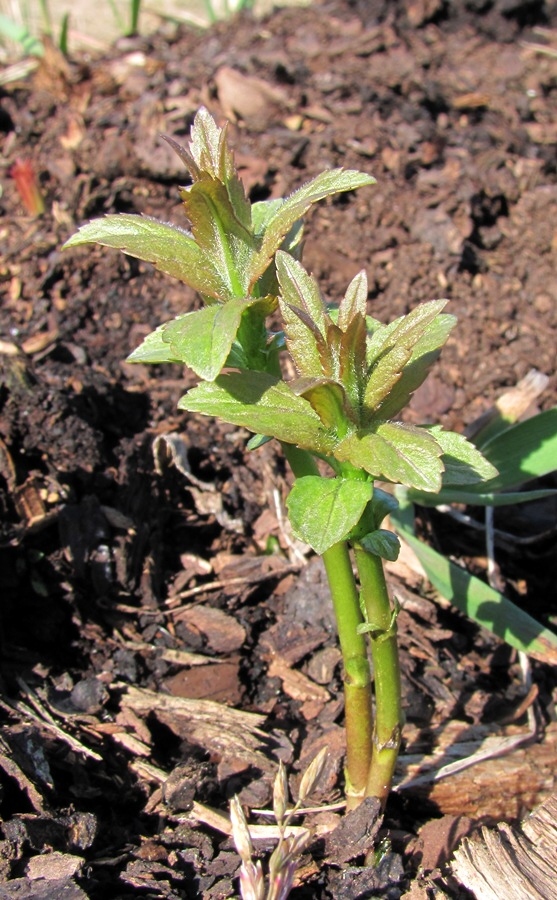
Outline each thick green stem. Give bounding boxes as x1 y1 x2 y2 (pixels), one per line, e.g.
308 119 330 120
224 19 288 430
281 444 373 808
322 542 373 807
354 546 402 808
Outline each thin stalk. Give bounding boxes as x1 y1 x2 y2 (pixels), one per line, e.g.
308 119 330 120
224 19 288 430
354 545 402 807
281 444 373 808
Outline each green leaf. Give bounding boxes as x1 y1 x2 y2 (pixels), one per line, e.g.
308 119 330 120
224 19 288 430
370 487 399 528
292 378 351 433
363 344 413 412
366 299 448 369
178 372 335 453
161 297 264 380
287 476 373 555
392 502 557 664
276 252 329 376
399 484 557 508
337 270 368 332
63 214 227 300
276 251 328 336
358 529 400 562
371 314 456 421
127 323 184 365
176 107 252 229
336 422 444 492
338 280 368 410
466 408 557 493
429 427 498 486
249 169 376 287
180 178 255 298
250 199 304 297
363 302 453 422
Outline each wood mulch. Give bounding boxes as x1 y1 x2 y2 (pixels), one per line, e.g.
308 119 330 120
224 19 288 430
0 0 556 896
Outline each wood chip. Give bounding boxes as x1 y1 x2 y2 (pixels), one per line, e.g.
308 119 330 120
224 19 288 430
451 795 557 900
122 686 292 775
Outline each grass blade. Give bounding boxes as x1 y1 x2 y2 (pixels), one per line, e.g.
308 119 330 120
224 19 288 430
391 505 557 664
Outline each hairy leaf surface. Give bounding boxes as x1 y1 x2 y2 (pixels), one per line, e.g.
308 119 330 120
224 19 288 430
127 323 184 365
250 170 375 286
336 422 444 491
287 476 373 554
178 372 335 452
428 427 498 485
161 297 265 380
64 215 226 299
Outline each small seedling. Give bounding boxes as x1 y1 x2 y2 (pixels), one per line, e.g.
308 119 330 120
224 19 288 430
65 108 514 807
230 748 327 899
10 158 45 216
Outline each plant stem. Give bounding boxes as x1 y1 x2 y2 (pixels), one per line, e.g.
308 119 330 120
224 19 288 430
322 542 373 808
281 444 373 808
353 546 402 807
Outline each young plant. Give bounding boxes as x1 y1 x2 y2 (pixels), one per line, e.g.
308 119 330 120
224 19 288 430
230 749 327 899
64 108 501 808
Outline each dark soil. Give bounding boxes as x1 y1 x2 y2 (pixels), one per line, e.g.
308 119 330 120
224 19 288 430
1 0 556 897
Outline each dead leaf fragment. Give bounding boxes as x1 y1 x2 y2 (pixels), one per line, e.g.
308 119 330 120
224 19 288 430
214 67 290 130
171 604 246 654
267 657 330 703
25 851 84 881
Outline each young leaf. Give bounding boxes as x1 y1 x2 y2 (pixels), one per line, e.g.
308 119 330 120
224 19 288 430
339 308 368 410
362 302 453 423
251 199 304 297
63 214 227 300
336 422 444 492
276 252 330 377
392 502 557 664
287 475 373 554
337 270 368 332
179 108 252 227
180 178 255 298
276 251 328 336
292 378 351 433
428 427 498 485
374 314 456 421
358 529 401 562
249 169 376 287
363 343 413 412
366 300 449 369
178 372 335 453
161 297 266 381
369 487 399 528
127 323 184 365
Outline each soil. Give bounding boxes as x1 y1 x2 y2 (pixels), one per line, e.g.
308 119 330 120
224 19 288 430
1 0 557 897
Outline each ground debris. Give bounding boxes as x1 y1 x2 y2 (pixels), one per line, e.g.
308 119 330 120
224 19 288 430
0 0 556 895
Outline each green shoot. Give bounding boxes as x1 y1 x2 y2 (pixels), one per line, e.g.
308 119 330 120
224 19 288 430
63 107 555 813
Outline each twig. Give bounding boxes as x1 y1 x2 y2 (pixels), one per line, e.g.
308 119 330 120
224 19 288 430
12 677 102 762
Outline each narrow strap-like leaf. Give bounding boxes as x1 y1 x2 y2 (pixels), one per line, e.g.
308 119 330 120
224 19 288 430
392 502 557 665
